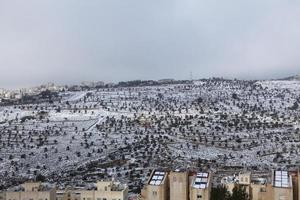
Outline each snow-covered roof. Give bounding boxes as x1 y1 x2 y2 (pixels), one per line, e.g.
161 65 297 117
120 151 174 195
273 171 290 188
192 172 209 189
149 171 166 186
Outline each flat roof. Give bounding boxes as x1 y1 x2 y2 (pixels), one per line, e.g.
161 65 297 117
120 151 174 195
192 172 209 189
149 171 166 186
273 171 290 188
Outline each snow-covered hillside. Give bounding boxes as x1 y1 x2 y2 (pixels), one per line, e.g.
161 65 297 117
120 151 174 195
0 79 299 192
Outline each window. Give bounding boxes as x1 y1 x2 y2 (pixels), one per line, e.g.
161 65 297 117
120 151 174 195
153 191 157 196
197 195 202 199
260 188 266 192
245 177 248 182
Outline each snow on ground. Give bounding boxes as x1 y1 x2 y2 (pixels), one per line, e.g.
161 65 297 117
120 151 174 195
0 79 299 191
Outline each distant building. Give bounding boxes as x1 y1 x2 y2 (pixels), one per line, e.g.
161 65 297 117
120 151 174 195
81 81 105 88
157 79 175 84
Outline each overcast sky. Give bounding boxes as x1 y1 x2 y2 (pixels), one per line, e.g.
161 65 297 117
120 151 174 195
1 0 300 88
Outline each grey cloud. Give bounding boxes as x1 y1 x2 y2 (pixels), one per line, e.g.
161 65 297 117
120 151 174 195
0 0 300 88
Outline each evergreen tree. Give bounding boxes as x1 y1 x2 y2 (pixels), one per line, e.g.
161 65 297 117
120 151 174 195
210 185 231 200
230 185 249 200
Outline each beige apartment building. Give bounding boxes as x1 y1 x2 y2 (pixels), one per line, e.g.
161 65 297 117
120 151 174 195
189 172 212 200
141 169 212 200
272 170 293 200
5 182 56 200
169 170 189 200
79 181 128 200
56 188 81 200
0 192 6 200
222 170 298 200
4 181 128 200
140 170 168 200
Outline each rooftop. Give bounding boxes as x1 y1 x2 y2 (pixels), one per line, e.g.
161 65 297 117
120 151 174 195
273 171 291 188
149 171 166 186
192 172 210 189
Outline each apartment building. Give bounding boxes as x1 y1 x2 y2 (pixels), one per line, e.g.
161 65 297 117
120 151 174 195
141 169 212 200
56 188 81 200
5 182 56 200
222 170 298 200
169 170 189 200
4 181 128 200
189 172 212 200
140 170 168 200
272 170 293 200
0 192 6 200
80 181 128 200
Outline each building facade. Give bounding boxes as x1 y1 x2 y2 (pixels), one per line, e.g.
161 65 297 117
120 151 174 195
222 170 298 200
140 170 168 200
5 181 128 200
189 172 212 200
169 171 189 200
78 181 128 200
5 182 56 200
141 169 211 200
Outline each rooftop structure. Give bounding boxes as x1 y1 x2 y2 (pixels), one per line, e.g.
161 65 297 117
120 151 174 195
192 172 210 189
273 171 291 188
149 171 167 186
190 171 212 200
